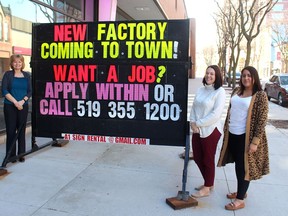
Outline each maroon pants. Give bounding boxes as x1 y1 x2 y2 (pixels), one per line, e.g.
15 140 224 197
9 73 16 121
192 128 221 187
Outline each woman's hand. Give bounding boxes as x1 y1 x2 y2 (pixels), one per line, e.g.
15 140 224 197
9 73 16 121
249 143 258 153
14 100 23 110
190 122 200 134
193 127 200 134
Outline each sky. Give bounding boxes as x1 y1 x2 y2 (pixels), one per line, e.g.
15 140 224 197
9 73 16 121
184 0 220 75
184 0 218 47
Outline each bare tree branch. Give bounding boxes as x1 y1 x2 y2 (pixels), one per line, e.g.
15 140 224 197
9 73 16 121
239 0 279 66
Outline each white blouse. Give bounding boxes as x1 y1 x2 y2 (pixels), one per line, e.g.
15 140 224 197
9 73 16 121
229 94 252 135
190 85 226 138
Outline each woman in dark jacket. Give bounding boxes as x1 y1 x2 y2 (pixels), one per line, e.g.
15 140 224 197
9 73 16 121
2 54 32 163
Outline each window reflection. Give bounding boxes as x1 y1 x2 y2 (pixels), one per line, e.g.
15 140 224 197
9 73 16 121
31 0 84 23
55 0 83 22
0 0 84 23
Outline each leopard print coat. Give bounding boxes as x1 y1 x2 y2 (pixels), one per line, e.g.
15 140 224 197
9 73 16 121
217 87 270 181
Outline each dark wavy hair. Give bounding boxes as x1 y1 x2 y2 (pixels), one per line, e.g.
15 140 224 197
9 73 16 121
202 65 223 90
239 66 262 95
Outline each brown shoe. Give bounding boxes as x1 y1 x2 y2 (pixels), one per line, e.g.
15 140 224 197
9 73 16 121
19 157 25 163
226 192 247 199
225 201 245 210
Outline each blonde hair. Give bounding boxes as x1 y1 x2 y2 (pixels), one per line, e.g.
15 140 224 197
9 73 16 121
10 54 25 70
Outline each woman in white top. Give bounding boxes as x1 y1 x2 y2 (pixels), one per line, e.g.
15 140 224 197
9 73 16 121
217 66 269 211
190 65 226 198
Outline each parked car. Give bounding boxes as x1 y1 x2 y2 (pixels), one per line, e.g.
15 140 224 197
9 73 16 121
225 71 241 83
264 74 288 106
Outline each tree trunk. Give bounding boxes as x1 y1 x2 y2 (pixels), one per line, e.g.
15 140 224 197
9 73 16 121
245 40 252 67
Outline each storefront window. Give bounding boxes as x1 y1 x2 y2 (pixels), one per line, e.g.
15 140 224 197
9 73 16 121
4 22 8 41
32 0 84 22
0 0 85 23
0 15 2 40
55 0 83 22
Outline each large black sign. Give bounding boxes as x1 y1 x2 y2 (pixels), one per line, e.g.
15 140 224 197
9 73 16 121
31 19 190 146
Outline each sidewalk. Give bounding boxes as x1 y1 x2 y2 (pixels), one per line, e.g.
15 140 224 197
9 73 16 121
0 78 287 216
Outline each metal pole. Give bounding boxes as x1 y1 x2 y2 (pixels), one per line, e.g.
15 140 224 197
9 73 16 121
176 121 191 201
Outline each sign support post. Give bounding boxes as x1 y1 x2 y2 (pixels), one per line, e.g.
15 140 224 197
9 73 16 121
166 122 198 209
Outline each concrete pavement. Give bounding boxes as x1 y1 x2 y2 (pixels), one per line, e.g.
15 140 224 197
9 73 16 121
0 78 288 216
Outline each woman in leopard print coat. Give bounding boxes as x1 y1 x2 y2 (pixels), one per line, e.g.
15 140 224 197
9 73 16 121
217 66 269 211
